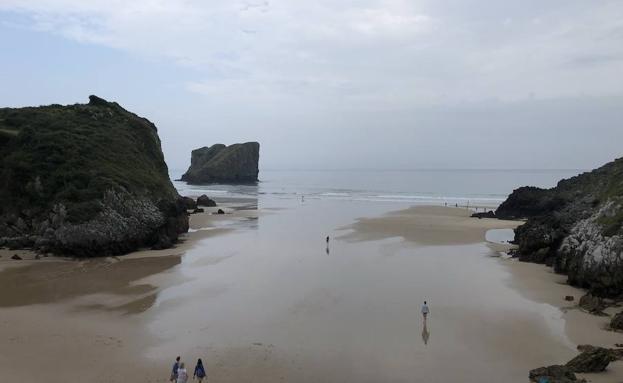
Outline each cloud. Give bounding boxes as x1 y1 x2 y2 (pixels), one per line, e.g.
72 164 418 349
1 0 622 108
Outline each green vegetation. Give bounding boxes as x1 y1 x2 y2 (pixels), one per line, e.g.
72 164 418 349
0 96 176 224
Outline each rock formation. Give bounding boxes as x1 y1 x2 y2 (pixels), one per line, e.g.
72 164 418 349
0 95 188 256
197 195 216 207
496 157 623 297
180 142 259 184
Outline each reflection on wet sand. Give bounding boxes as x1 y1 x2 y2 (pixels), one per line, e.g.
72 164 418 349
0 256 180 312
421 320 430 345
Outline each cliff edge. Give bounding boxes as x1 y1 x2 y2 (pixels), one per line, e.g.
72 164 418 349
496 157 623 297
0 95 189 256
180 142 259 184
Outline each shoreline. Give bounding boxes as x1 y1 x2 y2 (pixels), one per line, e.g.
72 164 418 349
0 203 620 381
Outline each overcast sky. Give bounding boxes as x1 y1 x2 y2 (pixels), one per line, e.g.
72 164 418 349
0 0 622 171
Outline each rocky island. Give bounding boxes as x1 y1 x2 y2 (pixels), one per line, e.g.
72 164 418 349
0 95 188 257
496 157 623 297
180 142 259 184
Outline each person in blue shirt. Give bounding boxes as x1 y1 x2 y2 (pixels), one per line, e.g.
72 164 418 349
193 358 207 382
170 356 180 382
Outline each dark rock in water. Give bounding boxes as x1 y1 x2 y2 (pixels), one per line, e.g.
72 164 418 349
565 295 575 301
577 344 623 361
197 195 217 207
180 142 259 184
471 210 496 219
611 311 623 330
0 96 189 257
578 293 606 314
11 254 22 260
216 209 225 215
529 365 585 383
181 196 197 210
192 208 204 214
496 157 623 298
566 346 615 372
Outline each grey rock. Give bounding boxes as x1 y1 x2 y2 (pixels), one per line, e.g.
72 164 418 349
197 195 217 207
181 142 259 184
529 365 585 383
566 346 615 373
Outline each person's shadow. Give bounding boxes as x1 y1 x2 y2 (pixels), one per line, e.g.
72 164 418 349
421 319 430 345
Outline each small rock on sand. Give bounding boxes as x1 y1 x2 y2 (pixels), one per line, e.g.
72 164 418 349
11 254 22 260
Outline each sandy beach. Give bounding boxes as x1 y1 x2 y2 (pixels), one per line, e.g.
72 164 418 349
0 200 621 382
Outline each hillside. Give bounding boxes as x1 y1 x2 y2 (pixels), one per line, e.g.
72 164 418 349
496 157 623 297
0 95 188 256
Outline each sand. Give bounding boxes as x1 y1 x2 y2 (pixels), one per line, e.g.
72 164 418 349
341 205 521 245
0 202 620 382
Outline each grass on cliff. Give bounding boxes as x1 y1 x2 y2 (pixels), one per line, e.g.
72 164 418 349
0 97 176 223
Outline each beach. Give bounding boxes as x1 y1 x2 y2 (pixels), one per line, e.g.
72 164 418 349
0 198 621 382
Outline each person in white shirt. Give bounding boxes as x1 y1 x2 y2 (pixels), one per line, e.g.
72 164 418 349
421 301 430 321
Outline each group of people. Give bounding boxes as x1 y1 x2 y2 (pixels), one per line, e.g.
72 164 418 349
170 356 206 383
168 302 431 381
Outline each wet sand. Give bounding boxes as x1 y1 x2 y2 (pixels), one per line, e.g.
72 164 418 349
0 201 621 382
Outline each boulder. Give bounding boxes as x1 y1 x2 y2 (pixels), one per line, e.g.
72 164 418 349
216 209 225 215
10 254 22 260
181 196 197 210
578 293 606 314
529 365 585 383
197 195 217 207
471 210 496 219
180 142 260 184
565 296 574 301
566 346 615 373
192 208 205 214
611 311 623 331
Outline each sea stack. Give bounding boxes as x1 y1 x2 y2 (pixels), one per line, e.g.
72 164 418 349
0 95 189 256
181 142 260 184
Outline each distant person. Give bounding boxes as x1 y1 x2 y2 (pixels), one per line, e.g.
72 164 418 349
193 358 206 382
421 301 430 321
170 356 181 382
326 236 330 244
177 362 189 383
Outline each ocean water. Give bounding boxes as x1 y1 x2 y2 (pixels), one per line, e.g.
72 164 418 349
171 168 583 207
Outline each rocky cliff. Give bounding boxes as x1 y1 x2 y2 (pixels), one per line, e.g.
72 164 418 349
496 158 623 297
0 95 188 256
180 142 259 184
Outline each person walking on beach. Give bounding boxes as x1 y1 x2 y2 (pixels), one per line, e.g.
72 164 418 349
421 301 430 321
177 362 189 383
193 358 206 382
326 236 330 244
170 356 181 382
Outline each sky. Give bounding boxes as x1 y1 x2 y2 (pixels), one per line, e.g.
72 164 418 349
0 0 622 171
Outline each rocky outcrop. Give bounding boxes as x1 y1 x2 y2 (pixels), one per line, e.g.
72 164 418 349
471 210 496 219
496 157 623 297
0 96 188 256
565 346 615 373
181 196 197 210
611 311 623 330
197 195 216 207
529 365 585 383
180 142 259 184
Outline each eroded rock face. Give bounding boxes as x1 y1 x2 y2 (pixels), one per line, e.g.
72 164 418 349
180 142 259 184
496 157 623 297
0 96 189 257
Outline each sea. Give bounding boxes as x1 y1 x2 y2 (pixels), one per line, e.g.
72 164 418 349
171 168 584 207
